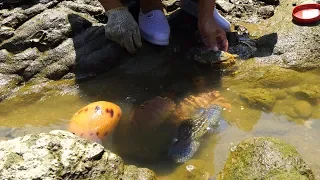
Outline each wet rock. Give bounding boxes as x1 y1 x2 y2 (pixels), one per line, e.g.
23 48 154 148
57 1 104 15
0 49 11 63
254 0 320 70
257 5 275 19
256 66 302 88
293 100 312 119
123 165 157 180
0 26 14 42
0 0 139 102
62 72 75 79
0 61 28 74
0 130 157 179
187 47 237 68
0 7 97 52
0 12 27 29
0 73 23 101
216 0 235 13
217 137 315 180
289 84 320 100
12 47 40 61
273 89 288 100
22 60 44 80
239 88 276 110
40 63 70 80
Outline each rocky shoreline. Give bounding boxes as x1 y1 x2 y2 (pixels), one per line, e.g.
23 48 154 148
0 130 157 179
0 130 315 179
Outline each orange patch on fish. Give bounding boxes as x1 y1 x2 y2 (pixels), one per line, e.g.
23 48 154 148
174 90 231 121
68 101 122 143
132 96 176 129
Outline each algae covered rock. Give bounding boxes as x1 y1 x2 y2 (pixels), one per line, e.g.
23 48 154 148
222 64 303 90
0 130 157 180
123 165 157 180
239 88 276 110
217 137 315 180
289 84 320 100
292 100 312 119
0 73 23 101
256 66 302 88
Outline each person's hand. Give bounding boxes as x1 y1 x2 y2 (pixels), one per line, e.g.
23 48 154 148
105 7 142 54
198 17 228 52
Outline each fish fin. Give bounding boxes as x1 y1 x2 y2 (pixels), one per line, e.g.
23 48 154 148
169 140 200 163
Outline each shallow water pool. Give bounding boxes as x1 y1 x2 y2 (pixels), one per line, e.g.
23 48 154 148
1 55 319 179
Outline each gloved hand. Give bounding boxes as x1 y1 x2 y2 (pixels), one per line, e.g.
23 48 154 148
105 7 142 54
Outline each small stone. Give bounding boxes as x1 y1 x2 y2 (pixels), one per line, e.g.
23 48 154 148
61 72 75 80
216 0 235 13
258 5 275 19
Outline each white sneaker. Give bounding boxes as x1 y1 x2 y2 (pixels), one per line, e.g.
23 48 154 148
138 10 170 46
180 0 231 31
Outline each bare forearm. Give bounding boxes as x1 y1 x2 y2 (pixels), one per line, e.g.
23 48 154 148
98 0 123 11
198 0 215 21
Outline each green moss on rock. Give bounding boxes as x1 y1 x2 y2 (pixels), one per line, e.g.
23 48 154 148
293 100 312 119
3 152 23 169
239 88 276 110
217 137 315 180
290 84 320 100
123 165 157 180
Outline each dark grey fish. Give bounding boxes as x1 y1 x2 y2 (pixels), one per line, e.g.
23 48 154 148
168 104 222 163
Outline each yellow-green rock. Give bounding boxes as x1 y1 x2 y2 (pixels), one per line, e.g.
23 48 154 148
239 88 276 110
217 137 315 180
293 100 312 119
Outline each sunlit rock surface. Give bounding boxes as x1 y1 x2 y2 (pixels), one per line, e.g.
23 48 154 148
0 130 157 179
217 137 315 180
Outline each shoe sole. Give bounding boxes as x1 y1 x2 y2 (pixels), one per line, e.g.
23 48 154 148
140 30 169 46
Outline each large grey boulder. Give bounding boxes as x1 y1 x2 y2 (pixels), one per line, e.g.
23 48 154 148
0 0 129 101
0 130 157 180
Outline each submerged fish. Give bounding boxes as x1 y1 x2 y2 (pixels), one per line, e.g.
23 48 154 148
68 101 122 144
168 104 222 163
132 96 176 129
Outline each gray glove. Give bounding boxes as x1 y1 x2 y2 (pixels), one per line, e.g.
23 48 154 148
105 7 142 54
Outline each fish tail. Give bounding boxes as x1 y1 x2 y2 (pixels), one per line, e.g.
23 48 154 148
169 140 200 163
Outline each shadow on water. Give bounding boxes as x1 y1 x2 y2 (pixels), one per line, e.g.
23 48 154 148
68 10 225 102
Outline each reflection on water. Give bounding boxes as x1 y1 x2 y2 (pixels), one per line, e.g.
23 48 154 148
0 58 320 179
